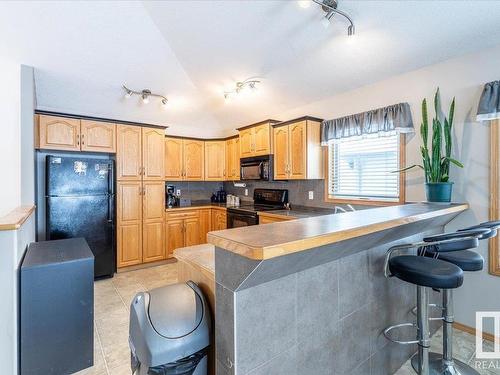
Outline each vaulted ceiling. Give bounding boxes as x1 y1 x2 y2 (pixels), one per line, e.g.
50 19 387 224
2 1 500 137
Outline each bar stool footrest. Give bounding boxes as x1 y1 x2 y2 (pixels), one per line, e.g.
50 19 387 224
383 322 419 345
411 303 445 321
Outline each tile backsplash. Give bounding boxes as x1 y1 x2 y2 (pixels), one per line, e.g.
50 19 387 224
166 181 223 201
223 179 338 208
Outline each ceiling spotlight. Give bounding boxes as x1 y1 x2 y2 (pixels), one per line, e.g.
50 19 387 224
298 0 311 8
311 0 355 36
124 88 133 99
122 85 168 108
141 89 151 104
224 78 261 101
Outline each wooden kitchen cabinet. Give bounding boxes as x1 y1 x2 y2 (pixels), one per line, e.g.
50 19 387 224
205 141 226 181
237 120 279 158
258 213 296 224
142 127 165 180
239 128 254 158
184 139 205 180
165 137 204 181
211 208 227 231
117 181 143 267
142 181 165 263
37 115 81 151
165 219 185 259
116 124 142 180
225 137 240 180
164 137 183 180
165 209 201 256
80 120 116 153
199 208 211 243
273 125 289 180
272 117 324 180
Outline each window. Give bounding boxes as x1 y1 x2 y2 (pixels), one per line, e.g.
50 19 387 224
327 133 404 204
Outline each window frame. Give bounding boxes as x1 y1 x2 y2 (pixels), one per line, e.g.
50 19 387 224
323 133 406 206
489 120 500 276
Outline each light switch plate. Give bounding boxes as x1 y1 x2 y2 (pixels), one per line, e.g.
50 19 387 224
245 189 249 196
176 189 181 196
308 191 314 200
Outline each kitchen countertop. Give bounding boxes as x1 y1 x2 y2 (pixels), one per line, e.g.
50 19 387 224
208 203 469 260
165 201 232 211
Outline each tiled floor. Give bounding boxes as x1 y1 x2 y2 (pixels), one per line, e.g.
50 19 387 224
395 327 500 375
76 262 178 375
79 261 500 375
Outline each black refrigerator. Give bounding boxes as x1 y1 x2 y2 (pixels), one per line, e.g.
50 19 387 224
46 155 115 278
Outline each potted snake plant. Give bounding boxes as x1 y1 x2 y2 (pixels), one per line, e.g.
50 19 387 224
401 88 463 202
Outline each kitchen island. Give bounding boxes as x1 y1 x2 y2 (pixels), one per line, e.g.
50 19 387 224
207 202 468 375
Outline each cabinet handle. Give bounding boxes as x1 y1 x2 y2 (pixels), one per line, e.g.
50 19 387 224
76 134 80 146
81 134 85 145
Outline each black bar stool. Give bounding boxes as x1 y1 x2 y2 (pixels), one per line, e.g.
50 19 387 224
412 222 500 375
383 229 488 375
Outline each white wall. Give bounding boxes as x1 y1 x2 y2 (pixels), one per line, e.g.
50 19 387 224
277 44 500 334
0 59 36 374
0 58 21 216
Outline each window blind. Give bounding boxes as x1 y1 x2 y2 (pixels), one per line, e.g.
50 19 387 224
329 134 400 200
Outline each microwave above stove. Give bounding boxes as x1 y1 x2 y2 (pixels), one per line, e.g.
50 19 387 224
240 155 273 181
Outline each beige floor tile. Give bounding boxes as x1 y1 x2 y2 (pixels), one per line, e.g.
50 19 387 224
93 263 180 372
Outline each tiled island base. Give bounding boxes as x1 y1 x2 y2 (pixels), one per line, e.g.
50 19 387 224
215 231 444 375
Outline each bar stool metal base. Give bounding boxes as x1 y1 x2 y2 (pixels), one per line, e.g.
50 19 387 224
411 352 480 375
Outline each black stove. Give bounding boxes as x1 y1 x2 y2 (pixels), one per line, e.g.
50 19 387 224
227 189 288 228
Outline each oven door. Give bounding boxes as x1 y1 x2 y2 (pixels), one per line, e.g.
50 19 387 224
227 211 258 228
240 162 263 180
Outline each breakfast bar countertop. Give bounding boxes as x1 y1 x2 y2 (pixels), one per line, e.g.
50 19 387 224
208 202 469 260
257 205 337 219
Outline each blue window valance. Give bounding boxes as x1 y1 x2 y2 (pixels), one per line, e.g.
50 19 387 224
477 80 500 121
321 102 414 145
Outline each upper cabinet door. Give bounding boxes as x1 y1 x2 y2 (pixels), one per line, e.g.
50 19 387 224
80 120 116 153
165 137 183 181
142 127 165 180
253 124 271 156
116 124 142 181
239 128 254 158
234 137 241 180
225 139 234 180
289 121 307 179
205 141 226 181
38 115 81 151
273 126 289 180
184 139 205 181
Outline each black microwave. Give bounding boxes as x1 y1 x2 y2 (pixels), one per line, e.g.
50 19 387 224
240 155 273 181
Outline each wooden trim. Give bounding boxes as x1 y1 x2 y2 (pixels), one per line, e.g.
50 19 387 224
490 120 500 276
35 110 168 129
117 257 177 272
454 321 498 343
0 205 36 231
323 134 406 206
164 134 238 141
272 115 324 128
236 119 281 131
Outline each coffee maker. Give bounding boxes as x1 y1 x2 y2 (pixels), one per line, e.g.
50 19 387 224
166 185 178 208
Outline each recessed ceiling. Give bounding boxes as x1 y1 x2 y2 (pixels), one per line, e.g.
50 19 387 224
1 0 500 137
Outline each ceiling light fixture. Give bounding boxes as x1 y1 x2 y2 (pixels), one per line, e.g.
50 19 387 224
310 0 355 36
122 85 168 108
224 78 261 101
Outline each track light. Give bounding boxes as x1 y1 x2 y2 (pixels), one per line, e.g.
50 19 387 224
224 78 261 101
310 0 355 36
122 85 168 108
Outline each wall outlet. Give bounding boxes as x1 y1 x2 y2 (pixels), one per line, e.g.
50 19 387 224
176 189 181 196
308 191 314 200
244 189 249 196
